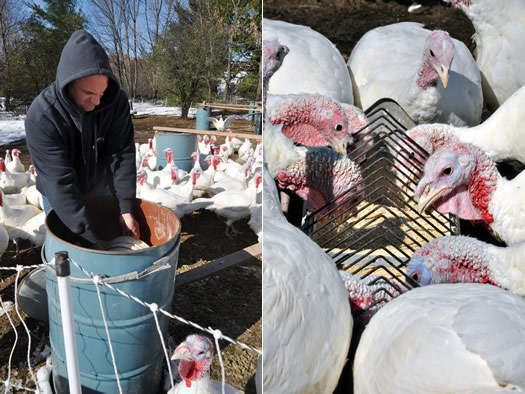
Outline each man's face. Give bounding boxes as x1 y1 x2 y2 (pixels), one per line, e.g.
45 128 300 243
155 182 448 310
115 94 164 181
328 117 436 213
67 74 109 112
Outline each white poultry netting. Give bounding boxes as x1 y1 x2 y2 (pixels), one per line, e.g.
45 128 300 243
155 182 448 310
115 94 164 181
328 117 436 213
0 259 261 394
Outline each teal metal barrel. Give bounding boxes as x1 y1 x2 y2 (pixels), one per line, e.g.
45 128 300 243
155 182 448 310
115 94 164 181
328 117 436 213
44 197 181 394
255 113 262 135
196 106 210 130
155 131 197 172
248 102 258 124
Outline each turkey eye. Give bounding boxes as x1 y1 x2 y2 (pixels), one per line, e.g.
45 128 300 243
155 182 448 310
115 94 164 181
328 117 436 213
443 167 452 175
335 124 343 131
430 49 435 57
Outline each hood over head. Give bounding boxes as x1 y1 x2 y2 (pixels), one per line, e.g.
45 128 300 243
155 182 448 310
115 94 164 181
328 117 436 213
56 30 120 113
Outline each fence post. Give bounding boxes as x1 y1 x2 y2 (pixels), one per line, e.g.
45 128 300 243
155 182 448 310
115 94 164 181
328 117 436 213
55 251 82 394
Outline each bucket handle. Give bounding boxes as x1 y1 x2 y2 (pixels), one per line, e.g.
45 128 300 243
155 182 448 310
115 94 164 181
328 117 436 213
42 242 179 284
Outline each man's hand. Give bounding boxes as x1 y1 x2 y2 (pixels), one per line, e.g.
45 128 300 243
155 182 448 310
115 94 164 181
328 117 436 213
120 213 141 240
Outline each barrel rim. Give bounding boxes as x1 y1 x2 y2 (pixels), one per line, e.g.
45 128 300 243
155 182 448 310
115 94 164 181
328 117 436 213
44 198 181 254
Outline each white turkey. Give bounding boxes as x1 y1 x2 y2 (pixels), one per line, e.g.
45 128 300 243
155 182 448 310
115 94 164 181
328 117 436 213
167 334 240 394
262 39 289 113
4 150 11 166
265 98 363 215
262 167 352 393
189 173 262 236
263 18 354 104
348 22 482 126
240 146 254 164
0 191 41 230
136 170 198 219
0 191 41 254
8 212 46 251
26 164 37 186
6 148 25 173
237 138 253 160
414 142 525 245
444 0 525 109
142 148 174 188
1 189 26 206
266 93 350 153
248 200 262 243
139 137 154 158
407 235 525 296
396 84 525 181
197 135 211 155
164 168 201 203
264 92 363 216
227 132 243 153
207 115 234 132
193 155 221 193
135 142 142 170
0 223 8 260
353 283 525 393
263 40 364 217
261 39 352 393
0 157 29 193
22 185 44 210
206 174 247 196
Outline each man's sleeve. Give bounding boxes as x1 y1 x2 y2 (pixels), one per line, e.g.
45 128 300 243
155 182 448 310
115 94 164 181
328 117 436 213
25 116 99 245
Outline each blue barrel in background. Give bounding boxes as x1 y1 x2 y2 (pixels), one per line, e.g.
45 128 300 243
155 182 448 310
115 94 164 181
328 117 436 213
196 106 210 130
248 103 257 124
255 113 262 135
155 131 197 173
44 197 181 394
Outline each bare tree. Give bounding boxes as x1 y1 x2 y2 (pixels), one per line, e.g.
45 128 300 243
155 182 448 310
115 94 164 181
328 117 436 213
143 0 174 46
87 0 125 81
0 0 23 110
86 0 143 101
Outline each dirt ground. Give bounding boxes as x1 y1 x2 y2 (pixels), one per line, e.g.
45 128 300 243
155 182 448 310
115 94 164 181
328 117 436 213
0 114 261 393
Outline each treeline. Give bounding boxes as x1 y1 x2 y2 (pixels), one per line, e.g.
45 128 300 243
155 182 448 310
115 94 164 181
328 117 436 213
0 0 261 117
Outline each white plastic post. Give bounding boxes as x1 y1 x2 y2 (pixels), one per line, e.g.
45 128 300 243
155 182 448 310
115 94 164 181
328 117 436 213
55 251 82 394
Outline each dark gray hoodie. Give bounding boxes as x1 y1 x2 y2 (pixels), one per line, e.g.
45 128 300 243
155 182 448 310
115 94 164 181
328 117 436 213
25 30 136 245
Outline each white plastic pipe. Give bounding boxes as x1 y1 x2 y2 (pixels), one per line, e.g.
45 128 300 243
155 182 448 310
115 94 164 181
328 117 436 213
55 252 82 394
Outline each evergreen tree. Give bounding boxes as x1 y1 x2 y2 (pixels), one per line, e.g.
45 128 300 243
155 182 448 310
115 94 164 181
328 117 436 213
211 0 261 101
20 0 86 99
159 0 228 118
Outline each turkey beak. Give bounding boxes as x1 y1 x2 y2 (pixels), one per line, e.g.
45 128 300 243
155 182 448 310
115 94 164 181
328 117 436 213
415 183 451 214
437 65 449 88
328 137 347 155
171 346 190 361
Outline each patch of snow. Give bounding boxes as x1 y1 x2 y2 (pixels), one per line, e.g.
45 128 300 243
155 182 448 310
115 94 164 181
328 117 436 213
0 102 196 145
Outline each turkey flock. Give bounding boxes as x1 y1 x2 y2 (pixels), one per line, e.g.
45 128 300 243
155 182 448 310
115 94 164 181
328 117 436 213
262 0 525 393
0 149 45 258
136 131 263 240
0 130 262 263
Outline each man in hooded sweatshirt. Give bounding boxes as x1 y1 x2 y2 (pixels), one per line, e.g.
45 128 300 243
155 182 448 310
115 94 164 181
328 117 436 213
25 30 140 249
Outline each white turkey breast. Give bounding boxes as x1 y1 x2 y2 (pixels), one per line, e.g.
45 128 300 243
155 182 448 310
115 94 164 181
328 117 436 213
348 22 482 127
353 283 525 393
444 0 525 109
263 18 354 104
